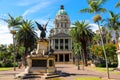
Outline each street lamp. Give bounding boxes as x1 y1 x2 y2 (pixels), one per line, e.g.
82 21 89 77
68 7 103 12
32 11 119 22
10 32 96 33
10 30 16 71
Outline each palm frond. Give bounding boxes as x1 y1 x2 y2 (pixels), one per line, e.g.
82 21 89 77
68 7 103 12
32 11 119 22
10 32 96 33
109 11 114 18
98 8 107 13
8 13 14 21
115 1 120 8
80 8 93 13
97 0 107 6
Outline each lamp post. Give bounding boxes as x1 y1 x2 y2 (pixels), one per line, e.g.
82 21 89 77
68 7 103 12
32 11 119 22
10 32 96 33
10 30 16 71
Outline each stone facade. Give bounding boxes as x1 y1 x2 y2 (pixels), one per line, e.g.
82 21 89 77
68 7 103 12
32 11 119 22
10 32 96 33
49 5 72 63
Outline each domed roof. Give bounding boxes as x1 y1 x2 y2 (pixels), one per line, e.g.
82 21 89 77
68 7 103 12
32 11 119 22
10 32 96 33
56 5 68 16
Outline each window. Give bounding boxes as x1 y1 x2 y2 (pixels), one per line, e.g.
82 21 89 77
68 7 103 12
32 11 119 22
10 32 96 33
61 22 63 28
60 39 63 49
56 29 58 34
65 23 67 28
57 23 59 28
55 39 58 49
65 39 68 49
65 30 68 33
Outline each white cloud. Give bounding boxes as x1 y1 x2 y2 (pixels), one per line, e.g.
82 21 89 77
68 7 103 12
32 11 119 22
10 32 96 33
0 21 12 45
22 1 52 17
89 23 99 33
17 0 41 6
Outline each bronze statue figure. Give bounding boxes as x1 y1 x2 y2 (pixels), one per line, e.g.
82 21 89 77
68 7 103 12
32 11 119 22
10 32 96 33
35 19 50 40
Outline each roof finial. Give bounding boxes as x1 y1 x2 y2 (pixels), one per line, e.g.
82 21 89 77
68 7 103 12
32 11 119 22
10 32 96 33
60 5 64 9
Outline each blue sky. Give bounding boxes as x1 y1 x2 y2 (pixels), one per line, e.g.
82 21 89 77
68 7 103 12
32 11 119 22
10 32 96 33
0 0 119 45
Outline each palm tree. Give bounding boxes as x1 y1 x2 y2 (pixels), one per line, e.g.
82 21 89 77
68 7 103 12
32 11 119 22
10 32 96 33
93 14 110 79
105 11 120 42
2 14 23 28
70 28 82 70
80 0 107 14
106 31 112 44
2 14 23 71
80 0 110 78
70 21 94 66
16 20 38 66
115 0 120 8
93 33 101 45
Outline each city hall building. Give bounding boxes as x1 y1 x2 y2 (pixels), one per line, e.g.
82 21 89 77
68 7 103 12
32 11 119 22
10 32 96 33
49 5 72 62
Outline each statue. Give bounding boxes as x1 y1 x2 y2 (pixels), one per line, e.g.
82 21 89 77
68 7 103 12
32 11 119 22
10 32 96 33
49 46 54 55
35 19 50 40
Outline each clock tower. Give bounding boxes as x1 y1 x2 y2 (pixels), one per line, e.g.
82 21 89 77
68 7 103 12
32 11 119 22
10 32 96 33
49 5 72 63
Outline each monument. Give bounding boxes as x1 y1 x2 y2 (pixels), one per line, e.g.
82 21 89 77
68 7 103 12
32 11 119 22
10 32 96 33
16 19 57 79
116 37 120 69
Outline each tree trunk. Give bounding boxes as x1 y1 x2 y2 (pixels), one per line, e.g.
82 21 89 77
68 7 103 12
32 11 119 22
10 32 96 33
22 47 28 67
81 41 87 66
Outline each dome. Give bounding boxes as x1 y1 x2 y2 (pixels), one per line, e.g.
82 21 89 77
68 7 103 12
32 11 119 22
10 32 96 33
56 5 68 16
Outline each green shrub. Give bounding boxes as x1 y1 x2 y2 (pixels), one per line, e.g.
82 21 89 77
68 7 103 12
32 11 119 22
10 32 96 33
0 62 18 67
96 63 118 68
0 62 2 67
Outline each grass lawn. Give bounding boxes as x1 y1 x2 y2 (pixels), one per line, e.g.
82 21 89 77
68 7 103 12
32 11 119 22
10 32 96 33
76 77 102 80
88 67 120 74
47 78 61 80
0 67 13 71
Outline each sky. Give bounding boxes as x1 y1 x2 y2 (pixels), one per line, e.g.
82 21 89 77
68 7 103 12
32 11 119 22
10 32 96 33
0 0 119 45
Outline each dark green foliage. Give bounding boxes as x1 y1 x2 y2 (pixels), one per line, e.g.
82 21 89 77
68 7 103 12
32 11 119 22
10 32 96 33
70 21 94 66
0 62 18 67
0 62 2 67
96 63 118 68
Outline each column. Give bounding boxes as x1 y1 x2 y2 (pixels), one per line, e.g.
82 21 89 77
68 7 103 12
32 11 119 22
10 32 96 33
57 54 59 62
53 39 55 49
68 39 70 50
63 39 65 50
63 22 65 28
70 39 72 50
47 59 49 73
51 39 53 48
69 54 71 61
63 54 65 62
58 39 60 50
49 39 51 49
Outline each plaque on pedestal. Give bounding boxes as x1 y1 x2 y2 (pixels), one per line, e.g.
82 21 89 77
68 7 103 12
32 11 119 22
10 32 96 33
26 55 56 74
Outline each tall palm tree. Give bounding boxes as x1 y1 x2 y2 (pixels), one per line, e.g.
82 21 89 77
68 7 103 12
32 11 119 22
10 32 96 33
80 0 110 78
105 11 120 42
106 31 112 44
2 14 23 28
16 20 38 66
80 0 107 14
94 14 110 79
115 0 120 8
93 33 101 45
70 21 94 66
2 14 23 71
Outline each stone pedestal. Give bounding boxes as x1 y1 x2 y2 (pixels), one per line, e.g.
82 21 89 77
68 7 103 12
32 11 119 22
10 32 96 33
25 55 56 74
15 40 57 79
116 50 120 68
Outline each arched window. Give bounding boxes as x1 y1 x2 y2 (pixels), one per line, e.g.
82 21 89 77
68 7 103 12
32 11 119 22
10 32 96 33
61 22 63 27
65 23 67 28
57 23 59 28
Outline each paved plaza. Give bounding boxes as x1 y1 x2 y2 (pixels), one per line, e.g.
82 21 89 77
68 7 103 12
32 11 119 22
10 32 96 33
0 64 120 80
